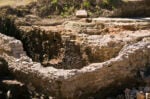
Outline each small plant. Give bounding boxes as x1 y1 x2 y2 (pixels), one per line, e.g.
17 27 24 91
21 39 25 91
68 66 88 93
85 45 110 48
47 15 51 18
102 0 109 5
51 0 58 5
63 4 69 11
83 0 90 8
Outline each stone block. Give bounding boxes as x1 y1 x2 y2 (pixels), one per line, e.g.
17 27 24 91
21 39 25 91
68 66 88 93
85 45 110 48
76 10 88 18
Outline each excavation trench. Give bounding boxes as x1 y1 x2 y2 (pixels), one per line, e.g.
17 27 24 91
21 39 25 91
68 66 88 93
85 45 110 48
0 16 150 99
0 16 123 69
0 1 150 98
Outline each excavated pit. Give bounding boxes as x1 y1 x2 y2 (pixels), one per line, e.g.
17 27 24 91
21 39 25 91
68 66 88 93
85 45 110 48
1 16 150 70
0 16 130 69
0 14 150 99
0 32 149 99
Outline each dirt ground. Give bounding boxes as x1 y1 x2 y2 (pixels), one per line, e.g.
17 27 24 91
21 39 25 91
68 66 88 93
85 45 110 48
0 0 36 7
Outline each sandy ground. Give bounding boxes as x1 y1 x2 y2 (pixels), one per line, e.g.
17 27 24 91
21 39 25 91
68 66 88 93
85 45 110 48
0 0 36 7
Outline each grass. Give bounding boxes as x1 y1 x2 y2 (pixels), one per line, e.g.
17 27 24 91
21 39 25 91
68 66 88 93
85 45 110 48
0 0 36 7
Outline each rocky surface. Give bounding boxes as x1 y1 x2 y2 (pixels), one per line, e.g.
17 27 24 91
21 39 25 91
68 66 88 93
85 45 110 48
1 17 149 69
0 16 149 98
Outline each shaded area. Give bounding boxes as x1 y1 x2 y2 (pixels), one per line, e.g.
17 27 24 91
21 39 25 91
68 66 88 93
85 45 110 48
0 16 62 65
0 58 31 99
113 0 150 17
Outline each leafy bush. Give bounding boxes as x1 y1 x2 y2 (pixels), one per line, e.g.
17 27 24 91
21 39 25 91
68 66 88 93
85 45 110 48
37 0 150 17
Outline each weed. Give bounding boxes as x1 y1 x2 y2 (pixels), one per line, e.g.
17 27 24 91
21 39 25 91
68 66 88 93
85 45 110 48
51 0 58 5
83 0 90 8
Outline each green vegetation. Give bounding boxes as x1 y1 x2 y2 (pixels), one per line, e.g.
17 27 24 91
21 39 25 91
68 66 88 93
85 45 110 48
0 0 150 17
51 0 58 5
37 0 123 17
83 0 90 8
